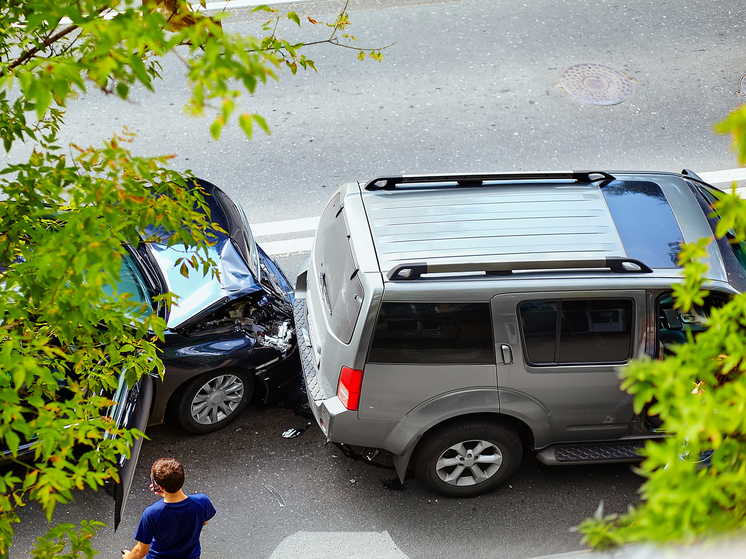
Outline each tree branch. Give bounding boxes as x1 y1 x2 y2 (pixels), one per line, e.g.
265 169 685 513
2 4 113 76
5 25 78 75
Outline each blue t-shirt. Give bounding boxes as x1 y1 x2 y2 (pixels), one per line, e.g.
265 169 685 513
134 494 216 559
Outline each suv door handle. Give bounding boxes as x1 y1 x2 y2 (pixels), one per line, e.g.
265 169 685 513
500 344 513 365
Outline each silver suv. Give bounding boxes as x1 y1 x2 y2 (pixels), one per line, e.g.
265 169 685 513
294 171 745 497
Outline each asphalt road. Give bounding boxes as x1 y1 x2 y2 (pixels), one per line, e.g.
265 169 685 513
9 402 643 559
5 0 746 225
5 0 746 557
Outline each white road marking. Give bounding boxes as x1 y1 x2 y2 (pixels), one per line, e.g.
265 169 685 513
252 216 320 237
269 531 409 559
260 237 314 255
698 168 746 184
254 169 746 256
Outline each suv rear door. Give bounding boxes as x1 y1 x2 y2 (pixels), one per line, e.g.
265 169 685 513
358 301 497 422
491 291 647 447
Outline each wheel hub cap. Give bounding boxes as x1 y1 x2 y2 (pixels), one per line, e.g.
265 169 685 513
460 450 477 468
207 390 226 406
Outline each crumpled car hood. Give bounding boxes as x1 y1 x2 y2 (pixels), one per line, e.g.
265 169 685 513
149 237 263 331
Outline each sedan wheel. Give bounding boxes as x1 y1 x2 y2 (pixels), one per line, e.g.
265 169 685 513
176 370 254 434
415 420 522 497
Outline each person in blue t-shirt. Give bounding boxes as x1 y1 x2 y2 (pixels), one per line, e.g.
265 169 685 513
122 458 216 559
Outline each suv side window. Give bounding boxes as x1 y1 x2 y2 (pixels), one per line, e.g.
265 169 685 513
657 291 728 356
368 302 494 364
519 299 634 365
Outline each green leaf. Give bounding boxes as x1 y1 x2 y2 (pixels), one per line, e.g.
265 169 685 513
209 118 223 140
115 83 130 99
252 114 270 135
238 114 253 139
221 99 235 123
12 367 27 391
714 106 746 165
130 55 154 91
287 12 301 26
4 431 20 457
34 87 53 120
193 82 205 112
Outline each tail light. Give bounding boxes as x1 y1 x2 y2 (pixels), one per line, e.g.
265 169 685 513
337 366 364 411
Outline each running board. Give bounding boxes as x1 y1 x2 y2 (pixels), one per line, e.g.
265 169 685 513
536 442 645 466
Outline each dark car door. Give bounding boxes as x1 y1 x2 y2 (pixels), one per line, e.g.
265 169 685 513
104 374 154 529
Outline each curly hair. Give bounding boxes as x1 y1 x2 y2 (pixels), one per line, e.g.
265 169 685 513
151 458 185 494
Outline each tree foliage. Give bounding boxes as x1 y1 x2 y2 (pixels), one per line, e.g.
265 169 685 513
0 1 382 557
578 105 746 548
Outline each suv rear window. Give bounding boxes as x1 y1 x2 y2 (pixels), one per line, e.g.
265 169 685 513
519 299 633 365
314 193 364 344
368 302 494 364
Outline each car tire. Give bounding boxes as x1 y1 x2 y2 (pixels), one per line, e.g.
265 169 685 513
175 370 254 434
414 420 522 498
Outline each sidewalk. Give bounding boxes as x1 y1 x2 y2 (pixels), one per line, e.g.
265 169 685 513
534 539 746 559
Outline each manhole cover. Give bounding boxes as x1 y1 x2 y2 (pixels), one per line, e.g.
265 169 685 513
559 63 632 105
740 73 746 96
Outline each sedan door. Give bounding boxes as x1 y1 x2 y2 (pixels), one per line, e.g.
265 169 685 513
104 373 154 530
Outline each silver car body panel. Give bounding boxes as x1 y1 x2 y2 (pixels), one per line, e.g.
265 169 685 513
362 172 726 282
490 290 645 448
293 172 737 480
365 183 626 278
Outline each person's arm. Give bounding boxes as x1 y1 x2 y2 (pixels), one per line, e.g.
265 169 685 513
122 541 150 559
203 496 216 527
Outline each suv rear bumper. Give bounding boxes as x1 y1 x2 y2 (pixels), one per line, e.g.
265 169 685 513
293 295 360 440
293 296 403 450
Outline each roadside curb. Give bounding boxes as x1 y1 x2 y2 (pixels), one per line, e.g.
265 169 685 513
533 539 746 559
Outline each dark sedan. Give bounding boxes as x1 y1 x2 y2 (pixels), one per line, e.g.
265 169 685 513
2 179 300 526
133 179 300 434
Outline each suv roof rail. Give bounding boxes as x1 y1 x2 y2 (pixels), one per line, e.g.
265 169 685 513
364 171 616 191
680 168 703 181
386 257 653 281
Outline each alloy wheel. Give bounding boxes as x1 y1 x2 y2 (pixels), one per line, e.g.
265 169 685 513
434 439 504 487
189 374 245 425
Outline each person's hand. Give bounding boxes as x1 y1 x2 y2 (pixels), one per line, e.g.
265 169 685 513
122 549 130 559
149 483 163 495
